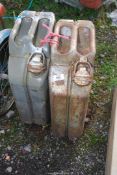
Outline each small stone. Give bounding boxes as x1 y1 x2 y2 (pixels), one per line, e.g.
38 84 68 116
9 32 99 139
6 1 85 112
100 25 105 29
47 164 50 168
100 124 103 128
100 54 105 58
23 144 31 153
44 136 47 141
7 146 12 151
84 117 90 123
7 129 10 132
56 146 59 150
50 153 52 158
93 80 96 84
5 155 10 161
86 163 90 167
0 130 5 134
6 167 12 173
100 60 104 64
75 156 80 161
6 110 15 119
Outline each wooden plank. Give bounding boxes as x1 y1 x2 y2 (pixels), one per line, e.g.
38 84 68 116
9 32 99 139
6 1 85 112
105 88 117 175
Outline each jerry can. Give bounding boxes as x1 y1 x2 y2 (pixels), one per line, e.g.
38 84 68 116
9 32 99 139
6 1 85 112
49 19 96 139
8 11 55 125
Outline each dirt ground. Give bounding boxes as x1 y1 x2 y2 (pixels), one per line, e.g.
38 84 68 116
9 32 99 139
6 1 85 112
0 1 117 175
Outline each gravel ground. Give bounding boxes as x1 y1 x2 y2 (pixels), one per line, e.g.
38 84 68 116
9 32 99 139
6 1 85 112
0 4 117 175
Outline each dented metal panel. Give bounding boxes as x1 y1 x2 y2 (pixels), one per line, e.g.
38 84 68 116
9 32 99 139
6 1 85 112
8 11 55 125
50 19 96 139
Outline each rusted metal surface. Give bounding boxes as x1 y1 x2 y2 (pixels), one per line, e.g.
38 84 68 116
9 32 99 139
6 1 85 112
8 11 55 125
77 27 90 55
50 19 96 139
73 59 93 86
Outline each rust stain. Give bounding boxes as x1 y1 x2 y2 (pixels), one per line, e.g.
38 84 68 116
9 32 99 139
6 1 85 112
73 61 93 86
51 94 67 137
55 80 64 86
77 27 91 55
57 26 72 54
68 95 89 139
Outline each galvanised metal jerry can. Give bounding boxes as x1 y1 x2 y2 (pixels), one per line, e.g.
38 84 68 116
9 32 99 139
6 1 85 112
8 11 55 125
49 19 96 139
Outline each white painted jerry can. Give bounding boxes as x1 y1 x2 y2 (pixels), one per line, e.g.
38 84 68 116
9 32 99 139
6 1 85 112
49 19 96 139
8 11 55 125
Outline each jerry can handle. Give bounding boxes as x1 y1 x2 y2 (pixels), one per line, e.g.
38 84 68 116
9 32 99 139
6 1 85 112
27 53 46 74
73 61 93 86
11 18 22 40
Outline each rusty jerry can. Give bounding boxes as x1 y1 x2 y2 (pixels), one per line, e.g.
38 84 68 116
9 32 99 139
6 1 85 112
8 11 55 125
49 20 96 139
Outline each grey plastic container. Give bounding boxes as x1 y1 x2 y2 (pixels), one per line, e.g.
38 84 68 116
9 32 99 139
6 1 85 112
8 11 55 125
